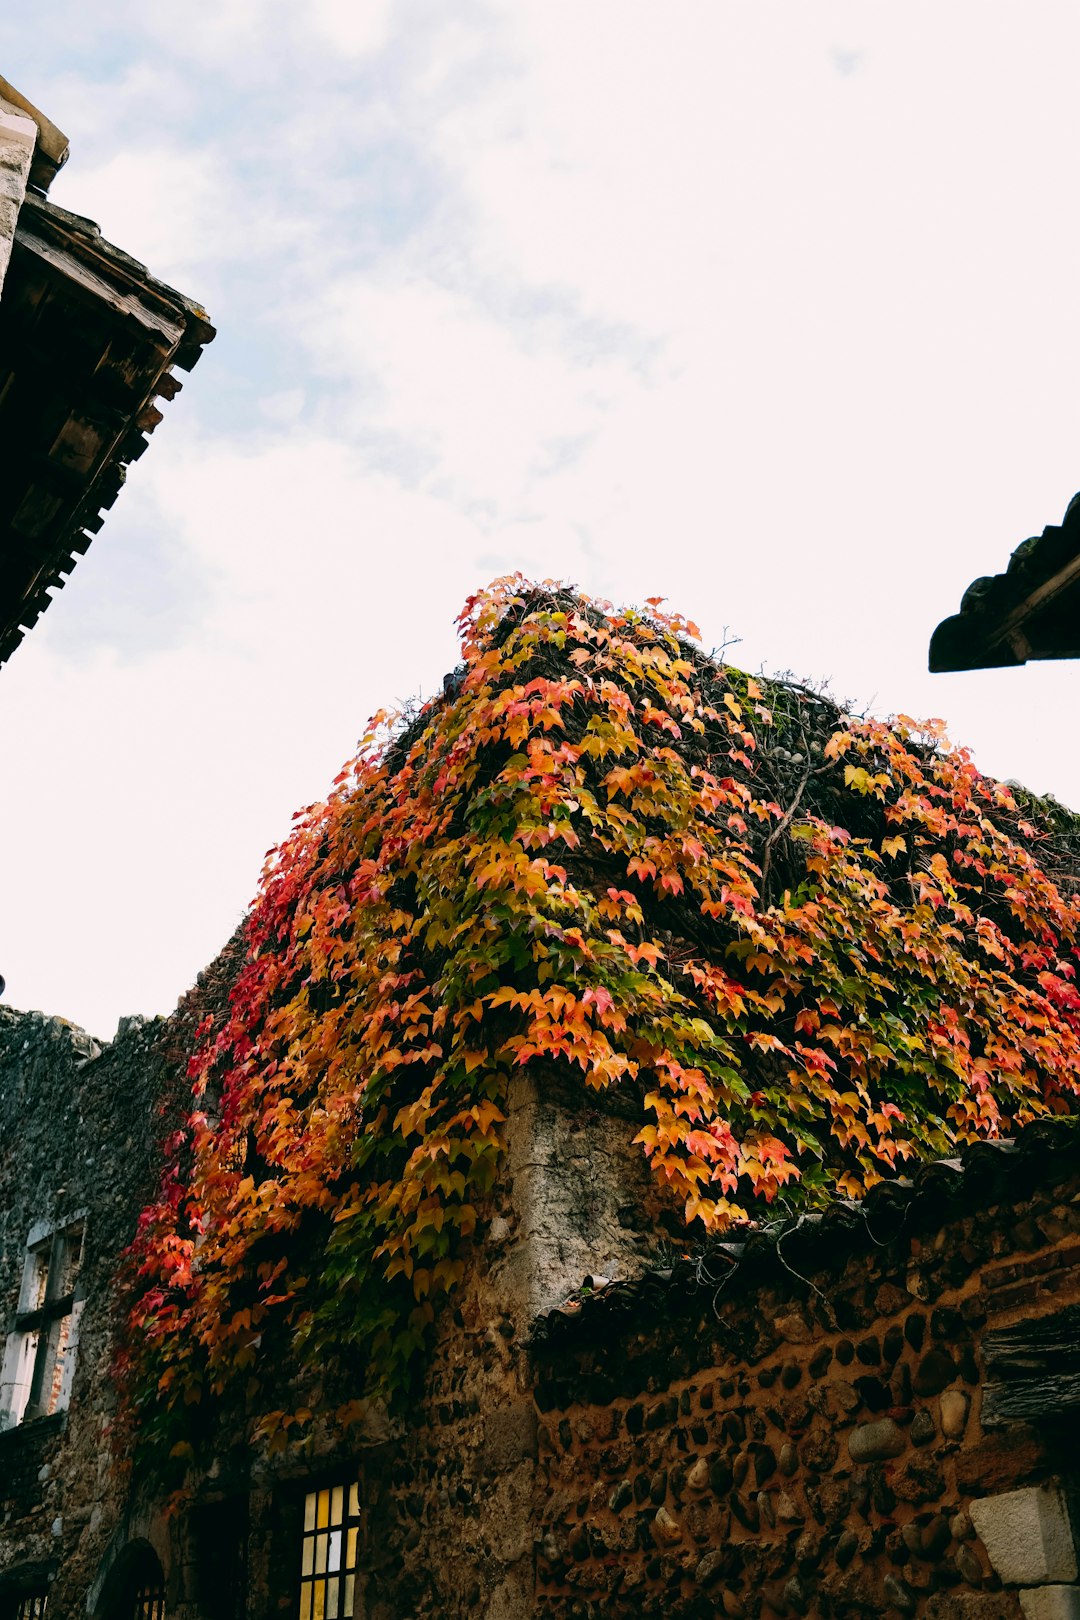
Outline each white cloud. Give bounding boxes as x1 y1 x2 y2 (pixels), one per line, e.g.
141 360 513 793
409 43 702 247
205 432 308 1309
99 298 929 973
307 0 395 58
51 145 232 286
301 276 641 508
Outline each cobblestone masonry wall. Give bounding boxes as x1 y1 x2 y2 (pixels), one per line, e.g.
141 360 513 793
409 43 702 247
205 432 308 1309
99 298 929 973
0 969 224 1612
0 1011 664 1618
0 1007 173 1603
352 1070 667 1620
529 1148 1080 1620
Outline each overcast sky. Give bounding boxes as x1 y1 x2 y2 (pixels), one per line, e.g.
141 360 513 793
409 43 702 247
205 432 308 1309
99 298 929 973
3 2 1080 1039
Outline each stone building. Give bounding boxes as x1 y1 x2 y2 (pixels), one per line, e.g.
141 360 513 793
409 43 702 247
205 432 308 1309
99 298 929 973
4 568 1080 1620
4 74 1080 1620
3 996 1080 1619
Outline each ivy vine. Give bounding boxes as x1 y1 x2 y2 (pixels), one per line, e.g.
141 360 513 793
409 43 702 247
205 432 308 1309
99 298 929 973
122 579 1080 1461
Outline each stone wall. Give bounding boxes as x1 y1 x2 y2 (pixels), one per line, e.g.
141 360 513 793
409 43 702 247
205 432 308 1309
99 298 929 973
334 1069 664 1620
3 981 1080 1619
0 1003 662 1617
0 980 216 1612
0 99 35 295
529 1124 1080 1620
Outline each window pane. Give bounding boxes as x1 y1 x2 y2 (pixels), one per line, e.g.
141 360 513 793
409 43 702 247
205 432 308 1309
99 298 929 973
59 1226 83 1292
46 1314 72 1417
299 1479 361 1620
25 1249 49 1311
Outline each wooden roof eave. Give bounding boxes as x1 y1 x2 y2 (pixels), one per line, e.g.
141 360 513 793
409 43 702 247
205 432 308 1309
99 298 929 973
0 196 215 667
929 497 1080 672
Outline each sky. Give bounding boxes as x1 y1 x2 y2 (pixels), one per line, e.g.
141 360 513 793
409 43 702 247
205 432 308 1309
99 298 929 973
3 2 1080 1039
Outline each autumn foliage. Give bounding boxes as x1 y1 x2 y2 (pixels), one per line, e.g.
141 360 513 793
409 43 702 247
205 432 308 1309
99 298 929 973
124 579 1080 1456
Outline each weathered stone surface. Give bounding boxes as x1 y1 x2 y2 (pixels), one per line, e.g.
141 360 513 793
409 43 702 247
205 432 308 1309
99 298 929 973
1019 1588 1080 1620
0 107 35 295
893 1451 945 1505
913 1349 956 1396
848 1418 906 1463
911 1408 937 1445
902 1522 923 1556
922 1515 952 1558
926 1596 1024 1619
652 1505 683 1545
776 1490 804 1524
883 1572 917 1613
958 1426 1050 1495
783 1573 810 1614
501 1070 661 1329
955 1543 985 1585
939 1389 970 1438
905 1313 927 1350
773 1310 812 1344
695 1547 726 1587
969 1484 1078 1586
483 1403 538 1468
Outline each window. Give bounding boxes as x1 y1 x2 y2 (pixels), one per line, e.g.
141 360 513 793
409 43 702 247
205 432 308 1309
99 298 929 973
96 1540 165 1620
0 1216 85 1428
13 1596 48 1619
129 1565 164 1620
298 1483 359 1620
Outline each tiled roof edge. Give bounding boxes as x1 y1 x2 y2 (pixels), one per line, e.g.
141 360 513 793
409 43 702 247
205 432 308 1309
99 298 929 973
531 1114 1080 1347
929 493 1080 672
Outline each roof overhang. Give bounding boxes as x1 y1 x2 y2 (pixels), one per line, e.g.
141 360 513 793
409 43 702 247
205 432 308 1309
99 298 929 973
929 494 1080 672
0 193 215 666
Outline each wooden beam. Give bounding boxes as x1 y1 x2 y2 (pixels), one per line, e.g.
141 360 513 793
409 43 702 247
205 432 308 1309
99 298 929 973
13 225 184 346
982 1302 1080 1428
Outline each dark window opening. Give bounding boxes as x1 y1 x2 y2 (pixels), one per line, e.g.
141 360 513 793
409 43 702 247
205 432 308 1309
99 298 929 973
193 1495 247 1620
97 1541 165 1620
13 1597 48 1620
129 1576 163 1620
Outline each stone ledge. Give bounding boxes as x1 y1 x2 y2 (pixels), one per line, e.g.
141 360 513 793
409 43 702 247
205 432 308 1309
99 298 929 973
970 1483 1077 1587
1020 1587 1080 1620
0 1410 67 1452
